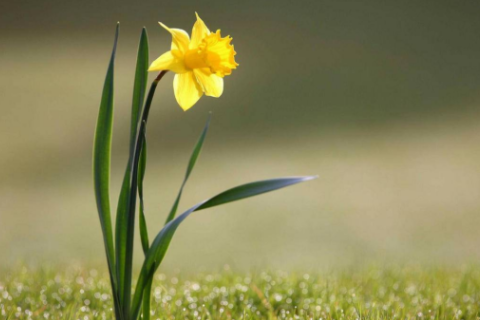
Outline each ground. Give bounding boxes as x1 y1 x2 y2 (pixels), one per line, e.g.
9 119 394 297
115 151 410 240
1 265 479 320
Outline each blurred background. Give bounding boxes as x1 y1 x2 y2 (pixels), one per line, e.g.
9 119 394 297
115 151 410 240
1 1 480 271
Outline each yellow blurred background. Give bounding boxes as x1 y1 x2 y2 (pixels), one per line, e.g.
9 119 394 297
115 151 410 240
1 1 480 271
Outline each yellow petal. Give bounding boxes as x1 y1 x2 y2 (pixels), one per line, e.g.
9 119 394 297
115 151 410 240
190 12 210 49
159 22 190 53
173 72 203 111
194 69 223 97
148 51 187 73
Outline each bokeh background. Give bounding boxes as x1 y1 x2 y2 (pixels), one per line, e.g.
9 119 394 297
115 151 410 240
1 1 480 271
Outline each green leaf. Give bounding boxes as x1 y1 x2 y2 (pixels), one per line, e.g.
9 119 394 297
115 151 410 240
131 176 317 319
138 129 151 320
141 278 153 320
140 114 211 319
115 176 129 308
141 264 157 320
165 113 211 225
138 131 149 255
138 131 153 320
93 23 122 319
130 28 150 151
115 27 149 314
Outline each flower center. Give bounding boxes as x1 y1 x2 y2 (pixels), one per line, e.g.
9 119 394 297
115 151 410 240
184 30 238 77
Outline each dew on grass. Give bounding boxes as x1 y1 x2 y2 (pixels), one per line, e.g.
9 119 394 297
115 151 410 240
1 266 480 319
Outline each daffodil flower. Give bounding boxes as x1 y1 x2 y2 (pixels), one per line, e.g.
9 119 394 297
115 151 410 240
149 13 238 111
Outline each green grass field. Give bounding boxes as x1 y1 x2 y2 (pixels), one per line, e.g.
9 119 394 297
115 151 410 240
1 265 479 320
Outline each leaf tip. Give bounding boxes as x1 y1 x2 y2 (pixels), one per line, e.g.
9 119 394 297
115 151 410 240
113 23 120 41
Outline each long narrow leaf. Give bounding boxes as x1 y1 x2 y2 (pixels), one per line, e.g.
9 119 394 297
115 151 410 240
138 131 149 255
141 278 153 320
119 70 167 319
138 128 151 320
115 28 149 312
165 113 211 224
141 114 211 319
93 23 121 319
141 264 157 320
130 28 149 150
115 175 130 308
137 128 149 320
131 176 317 319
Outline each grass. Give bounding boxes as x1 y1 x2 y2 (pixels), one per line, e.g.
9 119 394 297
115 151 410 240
1 265 479 320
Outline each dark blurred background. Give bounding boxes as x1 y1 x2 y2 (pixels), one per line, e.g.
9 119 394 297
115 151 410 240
1 1 480 270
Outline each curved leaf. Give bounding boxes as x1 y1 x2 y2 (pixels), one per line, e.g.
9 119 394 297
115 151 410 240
115 27 149 312
140 114 211 319
138 132 149 255
138 133 151 320
131 176 317 319
130 28 150 150
141 278 153 320
93 23 122 319
165 113 211 224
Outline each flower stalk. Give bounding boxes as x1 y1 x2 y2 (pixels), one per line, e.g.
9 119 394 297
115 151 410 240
120 70 167 317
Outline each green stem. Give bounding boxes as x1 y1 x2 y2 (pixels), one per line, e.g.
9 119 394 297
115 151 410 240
122 70 168 319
